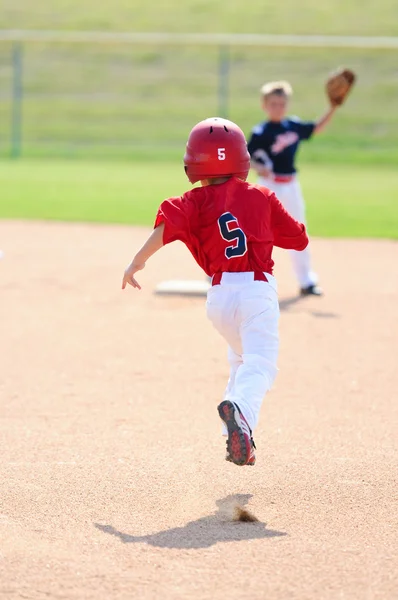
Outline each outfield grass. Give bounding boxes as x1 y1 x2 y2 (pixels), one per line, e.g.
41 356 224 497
3 0 398 35
1 160 397 238
0 1 398 162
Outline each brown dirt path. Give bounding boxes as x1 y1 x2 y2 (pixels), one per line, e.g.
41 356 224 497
0 221 397 600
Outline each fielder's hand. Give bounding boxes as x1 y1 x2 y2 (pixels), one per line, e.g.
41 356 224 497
252 150 273 179
122 261 145 290
256 165 273 178
326 68 356 107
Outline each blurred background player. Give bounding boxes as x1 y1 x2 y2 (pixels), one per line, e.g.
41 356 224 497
248 80 337 296
122 117 308 466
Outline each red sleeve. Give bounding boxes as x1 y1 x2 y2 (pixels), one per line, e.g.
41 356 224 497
270 192 309 250
154 194 196 245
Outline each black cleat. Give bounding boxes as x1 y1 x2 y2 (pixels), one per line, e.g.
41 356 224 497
300 284 323 297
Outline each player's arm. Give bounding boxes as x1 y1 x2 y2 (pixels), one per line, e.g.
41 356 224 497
314 69 356 135
248 132 273 178
250 153 273 178
122 194 195 290
122 223 165 290
270 193 309 250
313 106 337 135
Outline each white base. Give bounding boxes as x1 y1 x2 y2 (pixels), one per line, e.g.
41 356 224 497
154 279 210 297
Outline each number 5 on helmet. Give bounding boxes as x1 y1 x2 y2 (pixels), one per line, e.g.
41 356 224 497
184 118 251 184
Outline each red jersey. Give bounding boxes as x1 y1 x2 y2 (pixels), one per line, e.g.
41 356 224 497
154 177 308 277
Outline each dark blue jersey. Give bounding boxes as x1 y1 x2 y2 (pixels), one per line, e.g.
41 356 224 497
247 117 315 175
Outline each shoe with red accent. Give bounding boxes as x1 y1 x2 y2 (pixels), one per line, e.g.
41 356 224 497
217 400 256 466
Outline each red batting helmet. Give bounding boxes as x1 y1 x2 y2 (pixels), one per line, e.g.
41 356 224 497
184 117 250 184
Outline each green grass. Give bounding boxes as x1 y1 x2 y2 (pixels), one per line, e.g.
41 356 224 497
3 0 398 35
0 1 398 162
1 5 396 236
1 159 397 238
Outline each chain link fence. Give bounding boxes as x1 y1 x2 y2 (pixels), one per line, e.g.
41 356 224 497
0 34 397 162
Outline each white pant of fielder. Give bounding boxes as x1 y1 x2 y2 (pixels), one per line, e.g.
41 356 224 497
206 272 279 433
259 176 317 288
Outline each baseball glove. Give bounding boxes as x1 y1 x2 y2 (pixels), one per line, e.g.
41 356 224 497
326 68 356 107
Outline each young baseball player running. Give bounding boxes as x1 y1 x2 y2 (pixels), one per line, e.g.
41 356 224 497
122 117 308 466
248 81 337 296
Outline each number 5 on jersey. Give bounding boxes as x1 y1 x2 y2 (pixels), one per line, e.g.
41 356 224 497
218 212 247 259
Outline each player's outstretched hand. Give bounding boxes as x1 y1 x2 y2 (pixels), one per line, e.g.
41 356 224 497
122 261 145 290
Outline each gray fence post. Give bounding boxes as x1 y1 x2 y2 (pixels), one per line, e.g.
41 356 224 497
218 45 230 119
11 42 23 158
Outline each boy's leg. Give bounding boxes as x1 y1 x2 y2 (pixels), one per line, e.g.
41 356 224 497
228 283 280 432
224 346 243 400
280 181 318 288
207 281 279 432
207 281 279 465
220 347 243 436
261 178 317 289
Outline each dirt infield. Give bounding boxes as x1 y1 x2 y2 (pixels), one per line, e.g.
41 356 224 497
1 221 397 600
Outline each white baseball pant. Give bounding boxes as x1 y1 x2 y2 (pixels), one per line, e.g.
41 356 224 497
258 176 317 288
206 272 279 433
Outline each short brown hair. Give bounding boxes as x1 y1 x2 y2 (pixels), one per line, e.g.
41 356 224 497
260 80 293 99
